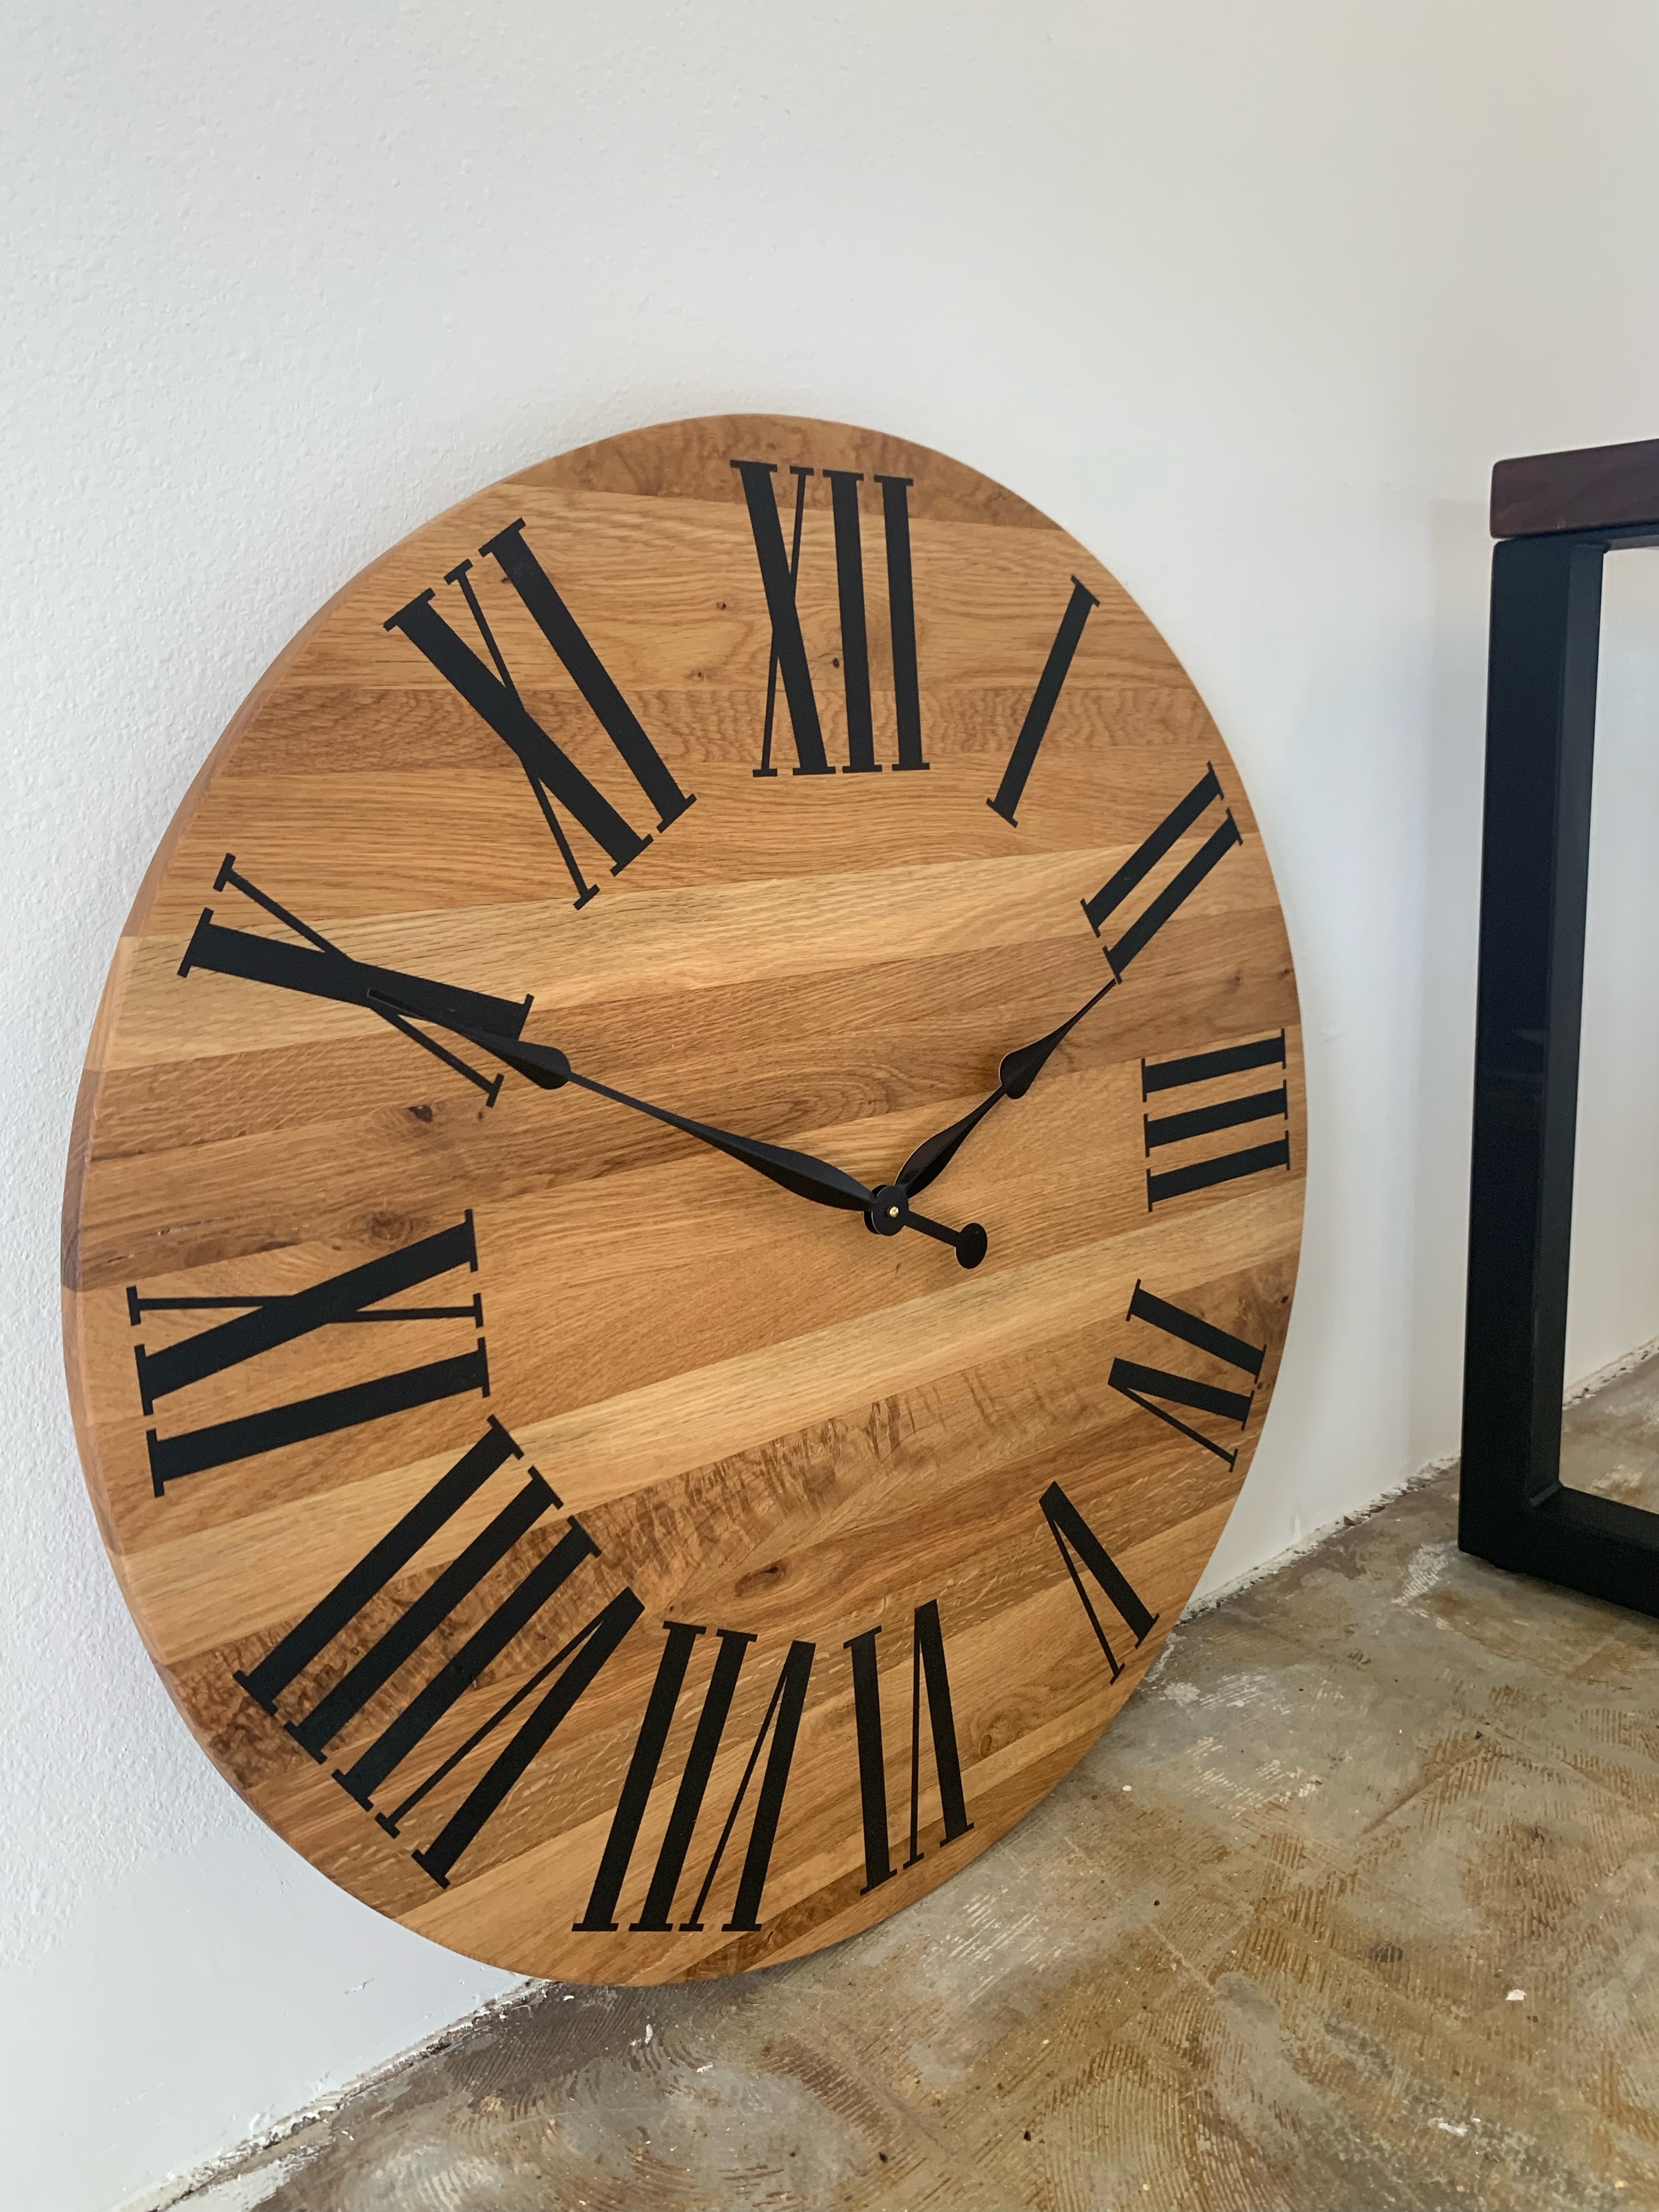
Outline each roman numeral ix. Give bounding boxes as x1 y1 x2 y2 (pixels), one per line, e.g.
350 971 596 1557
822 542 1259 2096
1142 1030 1291 1207
575 1620 816 1938
131 1216 489 1492
1081 764 1242 977
179 855 531 1103
732 459 928 777
385 522 695 907
235 1417 645 1892
1108 1280 1266 1470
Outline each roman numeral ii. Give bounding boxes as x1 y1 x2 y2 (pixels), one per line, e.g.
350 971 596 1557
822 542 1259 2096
1108 1280 1266 1470
131 1216 488 1492
1142 1031 1291 1207
1081 765 1241 977
732 459 928 777
385 522 695 907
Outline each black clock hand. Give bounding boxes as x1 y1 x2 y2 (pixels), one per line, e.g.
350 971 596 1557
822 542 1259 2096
896 977 1118 1199
371 996 988 1266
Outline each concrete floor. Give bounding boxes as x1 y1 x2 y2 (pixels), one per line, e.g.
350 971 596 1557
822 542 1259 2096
161 1361 1659 2212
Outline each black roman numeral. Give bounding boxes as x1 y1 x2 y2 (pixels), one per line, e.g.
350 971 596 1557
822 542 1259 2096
385 521 695 907
1107 1280 1265 1470
179 856 530 1103
1080 765 1242 977
732 459 927 777
234 1417 645 1891
1142 1031 1291 1207
131 1216 488 1492
573 1620 816 1937
986 576 1099 827
1039 1481 1159 1679
845 1599 974 1894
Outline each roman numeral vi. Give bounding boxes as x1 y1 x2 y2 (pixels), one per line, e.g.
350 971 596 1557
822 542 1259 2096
131 1217 489 1493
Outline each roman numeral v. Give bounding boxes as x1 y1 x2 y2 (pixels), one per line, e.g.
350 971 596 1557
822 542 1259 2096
131 1216 488 1492
385 522 695 907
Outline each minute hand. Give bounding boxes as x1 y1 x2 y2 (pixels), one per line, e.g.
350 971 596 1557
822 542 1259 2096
369 997 982 1259
896 977 1118 1199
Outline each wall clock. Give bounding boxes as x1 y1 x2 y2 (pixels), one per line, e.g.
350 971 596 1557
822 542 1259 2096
62 415 1305 1982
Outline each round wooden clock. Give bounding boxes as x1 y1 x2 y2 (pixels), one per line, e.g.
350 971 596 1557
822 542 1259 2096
63 415 1304 1982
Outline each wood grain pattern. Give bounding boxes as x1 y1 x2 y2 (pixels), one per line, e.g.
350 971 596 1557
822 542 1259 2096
1492 433 1659 538
63 414 1305 1983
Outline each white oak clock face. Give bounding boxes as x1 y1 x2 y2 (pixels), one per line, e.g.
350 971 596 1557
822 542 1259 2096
63 414 1304 1981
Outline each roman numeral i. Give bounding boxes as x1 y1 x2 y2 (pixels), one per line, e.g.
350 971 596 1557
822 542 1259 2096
385 522 696 907
732 459 928 777
131 1217 489 1493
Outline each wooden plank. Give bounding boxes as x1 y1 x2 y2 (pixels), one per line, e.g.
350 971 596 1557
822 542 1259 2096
1492 434 1659 538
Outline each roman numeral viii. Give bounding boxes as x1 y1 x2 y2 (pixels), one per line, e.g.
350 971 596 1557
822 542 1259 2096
732 459 928 777
1108 1280 1266 1470
131 1217 488 1493
575 1619 815 1937
1039 1482 1159 1680
235 1417 644 1892
1081 765 1241 977
1142 1031 1291 1207
385 522 695 907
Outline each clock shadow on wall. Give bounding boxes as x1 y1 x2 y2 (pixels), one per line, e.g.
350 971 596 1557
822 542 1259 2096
63 414 1306 1982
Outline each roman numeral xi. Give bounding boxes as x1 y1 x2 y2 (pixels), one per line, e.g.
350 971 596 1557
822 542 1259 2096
130 1217 489 1492
385 521 696 907
732 459 928 777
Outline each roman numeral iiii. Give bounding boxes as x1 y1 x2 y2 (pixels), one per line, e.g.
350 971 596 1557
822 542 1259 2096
1108 1280 1266 1470
732 459 928 776
131 1216 488 1492
385 522 695 907
1081 765 1241 977
234 1417 645 1892
1142 1030 1291 1207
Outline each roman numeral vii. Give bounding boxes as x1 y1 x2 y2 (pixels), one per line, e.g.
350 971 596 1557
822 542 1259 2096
131 1217 489 1493
732 459 928 776
385 522 695 907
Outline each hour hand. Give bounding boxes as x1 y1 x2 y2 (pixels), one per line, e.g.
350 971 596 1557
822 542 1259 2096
370 996 989 1267
896 976 1118 1198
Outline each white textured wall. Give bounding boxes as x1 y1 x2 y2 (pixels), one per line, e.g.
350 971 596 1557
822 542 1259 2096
6 4 1659 2204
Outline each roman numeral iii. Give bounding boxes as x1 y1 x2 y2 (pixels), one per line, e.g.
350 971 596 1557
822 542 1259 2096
180 856 531 1102
385 522 695 907
1081 765 1241 977
575 1620 815 1937
1039 1481 1159 1680
732 459 927 776
131 1218 489 1493
1108 1280 1266 1470
1142 1030 1291 1207
234 1417 644 1892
